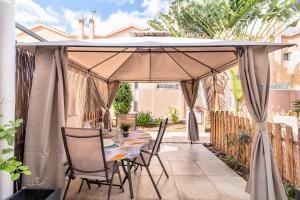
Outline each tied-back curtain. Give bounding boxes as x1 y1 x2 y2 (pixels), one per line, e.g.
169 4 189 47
92 78 120 129
23 47 69 191
180 79 200 141
238 47 287 200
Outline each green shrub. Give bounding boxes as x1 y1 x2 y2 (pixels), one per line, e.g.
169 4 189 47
113 83 133 114
137 111 152 126
283 181 296 200
154 117 163 127
0 115 31 181
168 107 179 124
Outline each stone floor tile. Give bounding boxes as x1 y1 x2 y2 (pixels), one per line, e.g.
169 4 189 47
174 175 224 200
208 177 249 200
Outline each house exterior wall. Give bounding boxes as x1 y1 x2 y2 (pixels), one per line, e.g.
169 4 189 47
136 83 186 119
269 90 300 112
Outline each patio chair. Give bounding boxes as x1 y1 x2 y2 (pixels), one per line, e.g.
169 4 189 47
129 118 169 199
61 127 123 200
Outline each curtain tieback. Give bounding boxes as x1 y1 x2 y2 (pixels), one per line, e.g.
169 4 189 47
256 121 267 132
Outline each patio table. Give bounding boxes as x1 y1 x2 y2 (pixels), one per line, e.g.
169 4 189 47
104 131 152 199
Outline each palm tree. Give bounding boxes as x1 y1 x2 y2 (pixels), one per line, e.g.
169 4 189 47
148 0 300 111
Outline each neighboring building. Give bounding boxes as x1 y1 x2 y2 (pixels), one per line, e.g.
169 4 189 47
16 18 144 42
268 31 300 112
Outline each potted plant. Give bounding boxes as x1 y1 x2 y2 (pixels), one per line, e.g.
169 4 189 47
113 83 136 129
120 123 131 137
0 113 59 199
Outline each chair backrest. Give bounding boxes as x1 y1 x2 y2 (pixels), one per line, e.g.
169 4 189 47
61 127 108 179
152 118 168 155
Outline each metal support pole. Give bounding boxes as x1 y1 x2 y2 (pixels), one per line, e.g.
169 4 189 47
0 0 15 198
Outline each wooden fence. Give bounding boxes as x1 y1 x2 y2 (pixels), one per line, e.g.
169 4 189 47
210 111 300 187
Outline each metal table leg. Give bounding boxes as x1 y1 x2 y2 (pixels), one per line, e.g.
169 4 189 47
126 159 134 199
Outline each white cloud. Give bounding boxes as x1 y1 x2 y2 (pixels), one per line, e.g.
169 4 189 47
15 0 171 36
141 0 171 17
15 0 60 26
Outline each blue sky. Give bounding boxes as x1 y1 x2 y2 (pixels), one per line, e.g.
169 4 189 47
15 0 171 35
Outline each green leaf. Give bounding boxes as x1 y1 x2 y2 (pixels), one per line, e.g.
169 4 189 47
1 148 12 154
15 119 23 124
22 170 32 175
13 161 23 167
4 165 17 173
7 156 16 162
11 173 20 181
19 165 29 171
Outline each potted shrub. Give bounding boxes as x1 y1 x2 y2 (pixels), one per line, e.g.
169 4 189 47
120 123 131 137
113 83 136 129
0 114 59 199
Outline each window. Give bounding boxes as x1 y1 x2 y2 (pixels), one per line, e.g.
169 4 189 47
156 83 180 89
283 52 291 61
270 83 289 90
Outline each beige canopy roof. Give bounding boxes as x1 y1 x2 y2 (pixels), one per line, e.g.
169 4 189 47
17 37 293 82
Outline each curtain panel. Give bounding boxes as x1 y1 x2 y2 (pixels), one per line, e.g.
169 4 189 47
23 47 69 191
238 47 287 200
180 79 200 141
92 78 119 129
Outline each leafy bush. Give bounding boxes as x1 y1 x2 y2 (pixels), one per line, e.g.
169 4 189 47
113 83 133 114
137 111 152 126
0 115 31 181
235 131 251 161
168 107 179 124
283 181 296 200
293 99 300 116
154 117 163 127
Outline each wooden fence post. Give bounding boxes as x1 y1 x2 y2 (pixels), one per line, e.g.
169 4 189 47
298 129 300 186
274 124 283 178
224 111 229 154
220 111 224 153
215 111 219 149
286 126 294 184
210 111 215 144
245 118 252 167
267 122 272 144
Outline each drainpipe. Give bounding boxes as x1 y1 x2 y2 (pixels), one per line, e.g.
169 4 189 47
0 0 15 199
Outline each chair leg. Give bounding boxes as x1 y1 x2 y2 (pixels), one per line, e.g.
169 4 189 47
156 154 169 178
78 179 84 193
141 154 162 199
107 162 117 200
63 177 72 200
85 179 91 190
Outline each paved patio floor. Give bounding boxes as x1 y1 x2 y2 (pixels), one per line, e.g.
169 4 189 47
66 132 250 200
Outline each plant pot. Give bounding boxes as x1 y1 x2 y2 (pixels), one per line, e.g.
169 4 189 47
123 131 129 137
7 188 60 200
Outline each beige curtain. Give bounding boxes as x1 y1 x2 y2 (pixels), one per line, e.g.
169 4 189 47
239 47 287 200
23 47 69 191
180 79 200 141
67 69 87 127
92 78 119 129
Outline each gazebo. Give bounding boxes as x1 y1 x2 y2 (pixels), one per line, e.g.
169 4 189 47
17 37 293 200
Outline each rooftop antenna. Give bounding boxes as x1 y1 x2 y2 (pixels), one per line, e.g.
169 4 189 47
91 10 96 19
